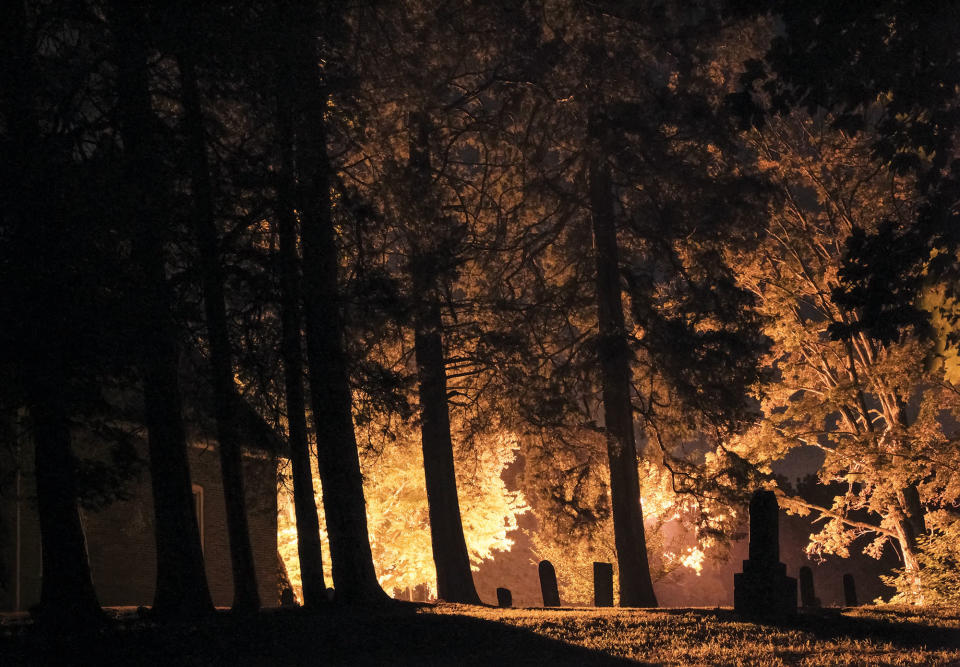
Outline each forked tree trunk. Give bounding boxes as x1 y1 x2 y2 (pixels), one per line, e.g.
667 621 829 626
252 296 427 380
273 56 327 606
178 50 260 613
408 117 481 604
588 158 658 608
283 1 385 603
111 1 213 618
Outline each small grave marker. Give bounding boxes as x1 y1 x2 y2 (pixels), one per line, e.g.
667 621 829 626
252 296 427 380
843 573 858 607
539 560 560 607
798 566 820 608
593 562 614 607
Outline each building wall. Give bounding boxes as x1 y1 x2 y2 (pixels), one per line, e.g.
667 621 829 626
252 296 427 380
0 432 42 613
0 435 279 611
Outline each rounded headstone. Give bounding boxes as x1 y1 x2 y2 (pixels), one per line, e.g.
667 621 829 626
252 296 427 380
538 560 560 607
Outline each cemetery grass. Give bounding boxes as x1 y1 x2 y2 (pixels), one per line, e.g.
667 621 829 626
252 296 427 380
1 603 958 665
444 604 960 666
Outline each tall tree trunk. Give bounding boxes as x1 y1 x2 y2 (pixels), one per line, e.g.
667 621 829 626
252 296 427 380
413 300 482 604
408 116 481 604
177 49 260 613
588 158 658 608
283 2 385 603
2 1 102 628
273 63 327 606
111 1 213 618
30 385 104 628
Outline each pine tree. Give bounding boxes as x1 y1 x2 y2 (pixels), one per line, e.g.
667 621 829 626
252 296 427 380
109 0 213 618
278 0 386 603
173 12 260 611
0 0 107 629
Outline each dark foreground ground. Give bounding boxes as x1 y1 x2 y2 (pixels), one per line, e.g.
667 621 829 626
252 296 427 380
1 603 958 666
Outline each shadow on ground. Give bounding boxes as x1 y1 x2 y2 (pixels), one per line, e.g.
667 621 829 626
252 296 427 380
0 603 643 667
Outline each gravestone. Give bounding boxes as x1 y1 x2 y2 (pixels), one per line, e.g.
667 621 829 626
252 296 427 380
280 587 296 608
497 587 513 608
843 573 858 606
593 562 614 607
733 489 797 616
539 560 561 607
798 566 820 608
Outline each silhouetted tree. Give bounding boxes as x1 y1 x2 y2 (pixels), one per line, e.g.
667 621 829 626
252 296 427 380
269 2 328 605
501 0 768 606
405 113 483 604
0 0 105 629
109 0 213 618
278 0 386 603
172 6 260 612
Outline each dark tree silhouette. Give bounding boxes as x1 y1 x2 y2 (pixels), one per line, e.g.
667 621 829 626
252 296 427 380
588 156 658 607
109 0 213 618
175 28 260 614
278 0 385 603
495 1 768 606
0 0 104 629
271 10 328 604
405 114 482 605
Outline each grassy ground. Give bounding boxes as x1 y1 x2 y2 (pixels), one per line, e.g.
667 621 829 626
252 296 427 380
440 605 960 666
1 603 957 666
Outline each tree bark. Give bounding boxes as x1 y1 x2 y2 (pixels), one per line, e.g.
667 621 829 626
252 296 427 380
900 482 927 538
111 1 213 618
178 50 260 613
273 58 328 606
588 158 658 608
408 116 481 604
894 485 926 602
283 1 385 603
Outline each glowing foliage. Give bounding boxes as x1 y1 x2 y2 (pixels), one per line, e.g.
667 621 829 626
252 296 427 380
278 428 528 600
529 457 717 604
882 514 960 605
729 112 960 598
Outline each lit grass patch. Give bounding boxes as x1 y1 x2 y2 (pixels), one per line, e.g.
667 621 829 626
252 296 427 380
429 604 960 666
